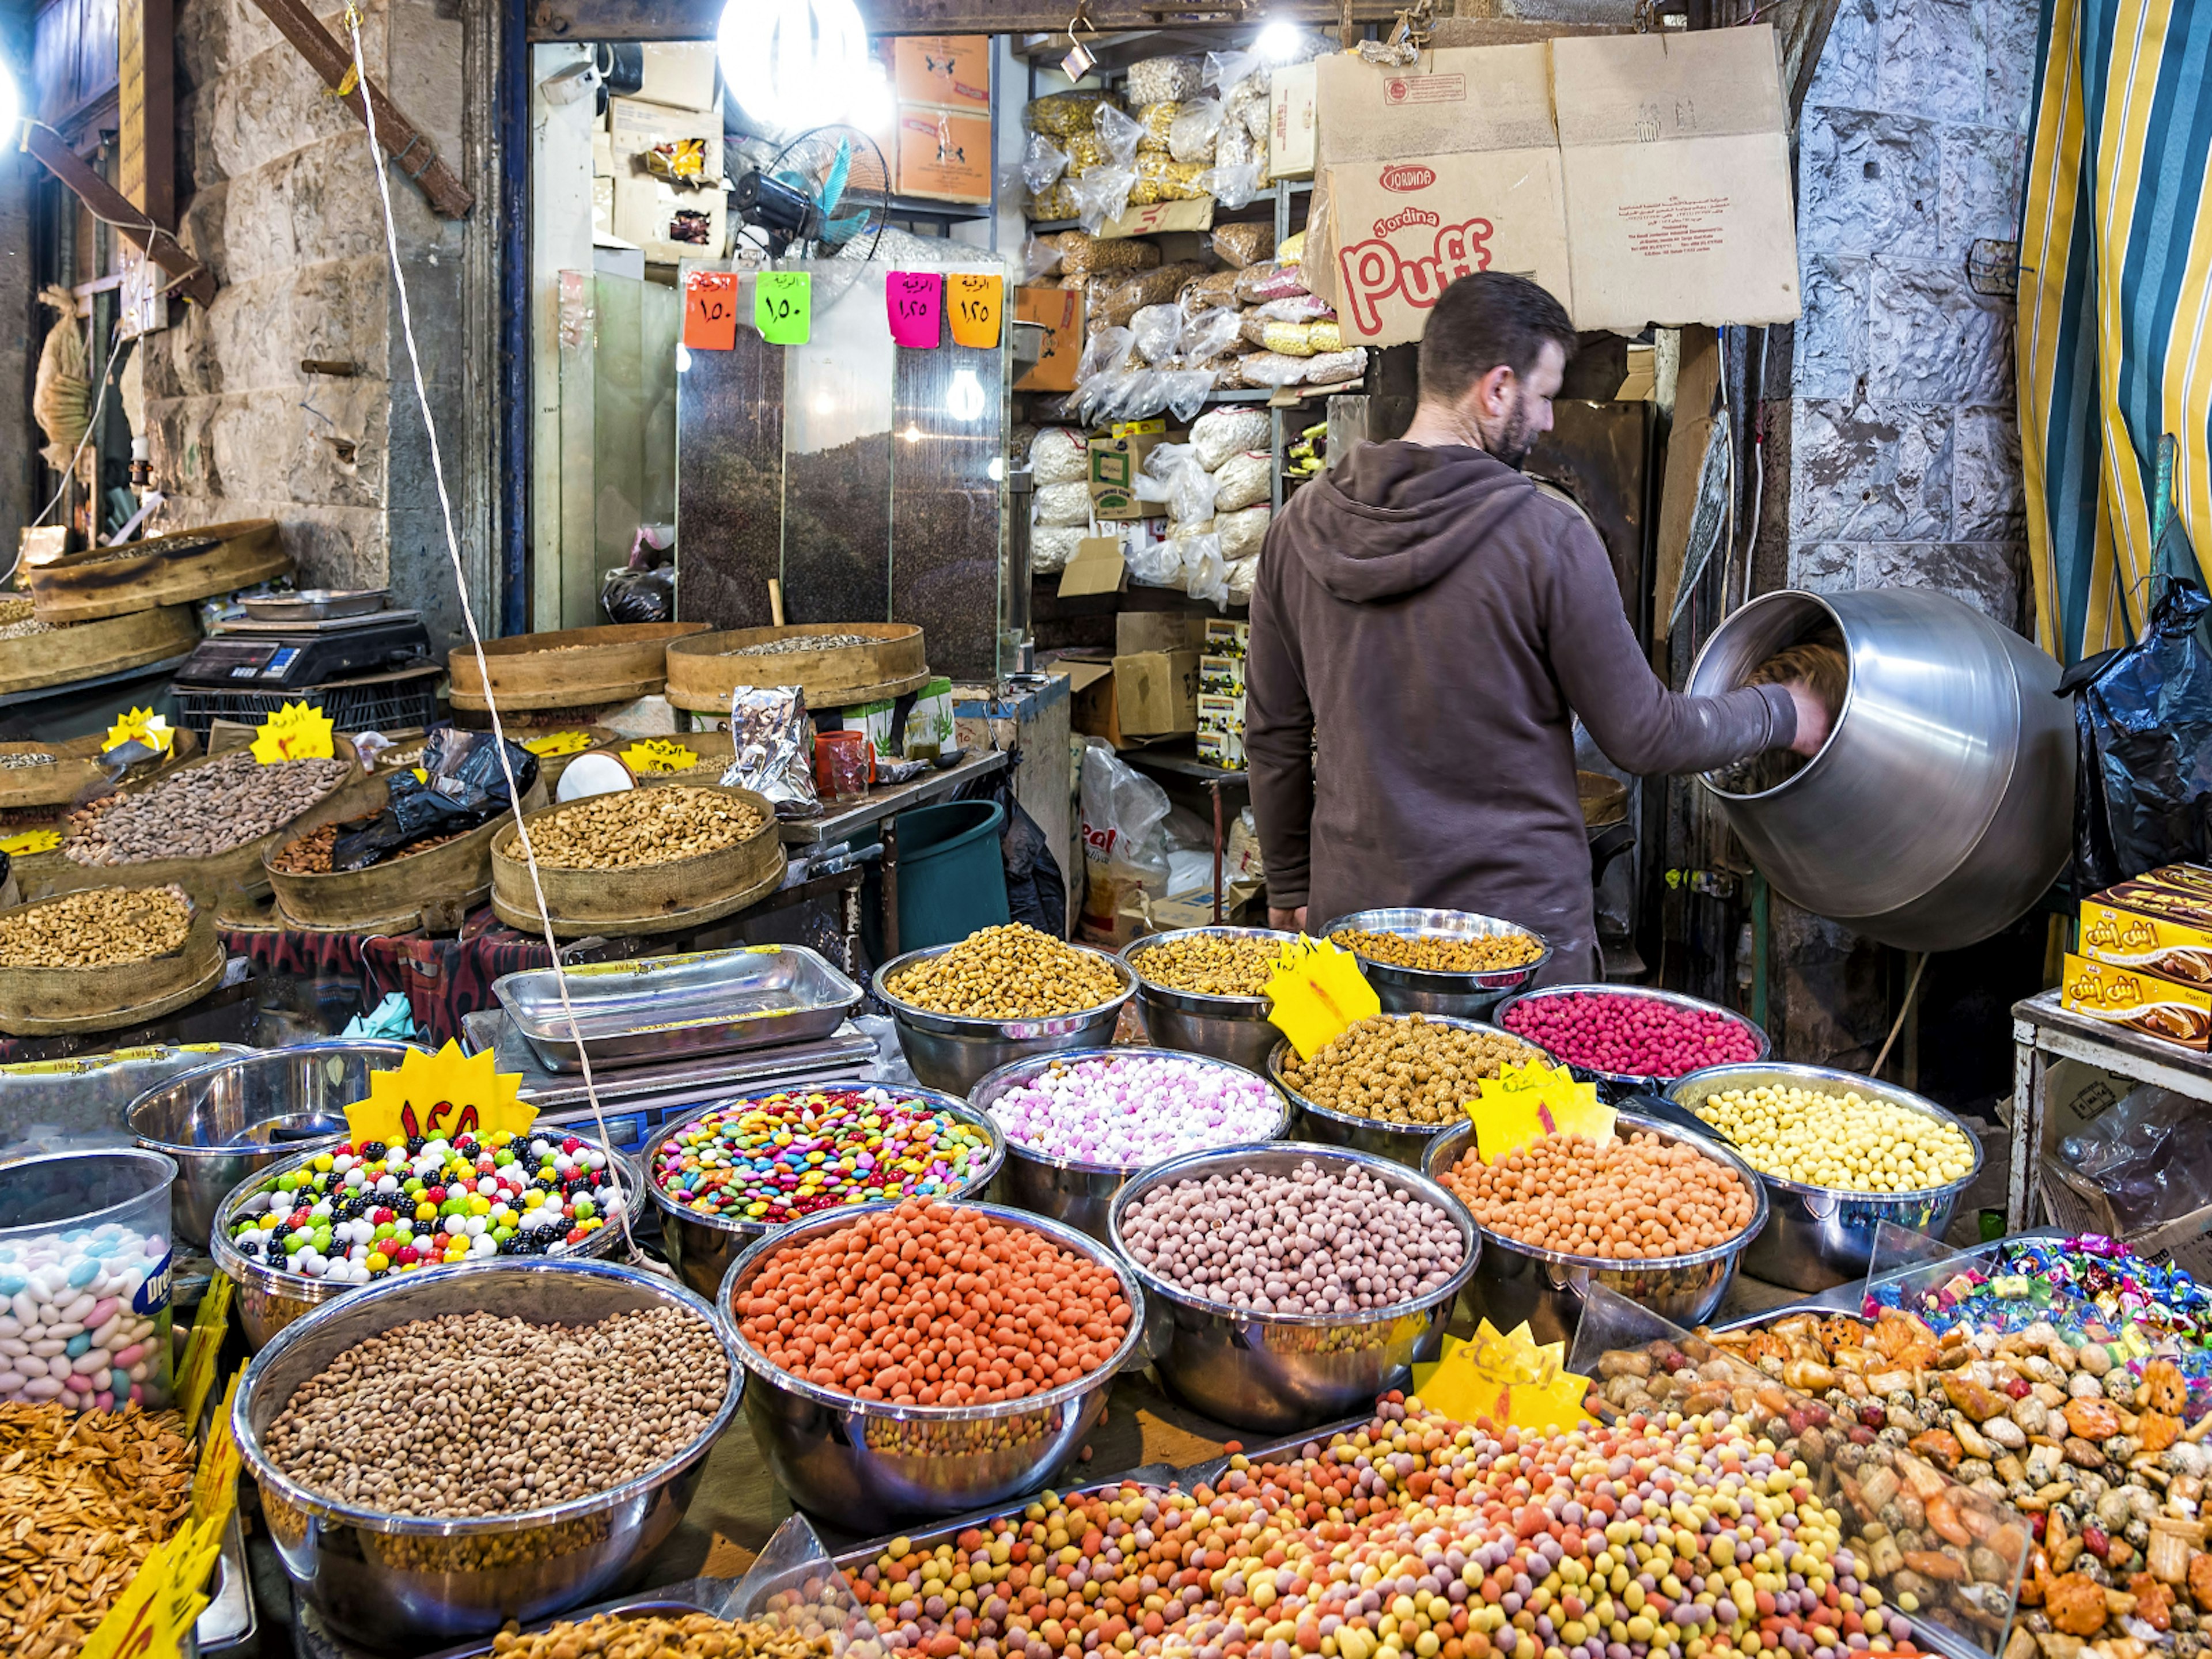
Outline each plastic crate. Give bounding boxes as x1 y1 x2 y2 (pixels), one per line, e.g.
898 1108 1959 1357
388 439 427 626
169 665 441 740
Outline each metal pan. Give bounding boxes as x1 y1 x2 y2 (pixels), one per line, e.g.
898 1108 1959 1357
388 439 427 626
239 587 389 622
493 944 863 1073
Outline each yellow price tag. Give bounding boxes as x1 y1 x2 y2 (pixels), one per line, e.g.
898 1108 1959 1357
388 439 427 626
103 706 176 755
621 739 698 774
249 701 336 764
1410 1320 1594 1434
1469 1059 1613 1165
175 1278 233 1429
1263 935 1381 1061
190 1369 245 1537
343 1041 535 1149
522 730 594 758
78 1532 188 1659
0 828 61 856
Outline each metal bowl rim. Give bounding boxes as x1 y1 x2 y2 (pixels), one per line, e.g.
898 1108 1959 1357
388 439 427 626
638 1081 1008 1239
716 1196 1146 1421
969 1046 1293 1177
1423 1111 1772 1273
1119 927 1296 1013
123 1039 429 1153
1317 908 1555 990
209 1127 644 1294
1264 1020 1557 1141
1663 1060 1986 1203
0 1146 180 1238
1491 984 1774 1086
870 942 1137 1037
230 1256 743 1535
1104 1138 1483 1328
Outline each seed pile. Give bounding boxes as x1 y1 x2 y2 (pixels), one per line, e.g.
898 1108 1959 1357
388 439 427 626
262 1305 728 1516
63 750 351 865
1279 1014 1542 1126
1130 933 1283 996
509 786 766 870
1333 927 1544 974
0 1403 196 1659
1694 1084 1975 1193
729 632 875 656
0 885 192 968
1 1222 172 1410
269 822 339 874
1444 1131 1758 1260
1501 993 1762 1078
987 1054 1282 1166
889 924 1123 1019
732 1198 1132 1405
490 1613 835 1659
0 752 56 770
1121 1160 1465 1315
0 618 52 642
847 1396 1934 1659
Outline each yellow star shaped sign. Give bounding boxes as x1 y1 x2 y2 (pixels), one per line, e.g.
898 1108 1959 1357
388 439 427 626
1264 935 1381 1060
250 701 336 764
102 706 176 755
1469 1059 1613 1164
1412 1320 1595 1434
522 730 595 758
343 1041 535 1148
621 739 699 774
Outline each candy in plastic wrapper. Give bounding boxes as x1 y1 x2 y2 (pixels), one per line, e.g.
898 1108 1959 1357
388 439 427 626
722 686 820 820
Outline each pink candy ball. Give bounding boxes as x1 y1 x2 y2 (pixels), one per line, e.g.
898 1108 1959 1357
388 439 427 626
1500 990 1759 1078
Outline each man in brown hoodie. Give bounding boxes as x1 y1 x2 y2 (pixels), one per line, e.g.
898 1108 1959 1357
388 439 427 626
1247 273 1827 982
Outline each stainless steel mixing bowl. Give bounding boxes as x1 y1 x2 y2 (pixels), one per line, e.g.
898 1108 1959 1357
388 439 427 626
872 943 1137 1095
1665 1061 1984 1292
1108 1141 1479 1433
1491 984 1771 1096
233 1257 743 1649
1422 1112 1767 1344
969 1046 1292 1240
718 1198 1145 1521
211 1130 643 1349
639 1082 1005 1297
1317 909 1552 1019
1120 927 1294 1071
126 1040 425 1247
1266 1017 1554 1168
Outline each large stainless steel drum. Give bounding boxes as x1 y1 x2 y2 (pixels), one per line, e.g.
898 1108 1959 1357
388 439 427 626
1689 588 2074 952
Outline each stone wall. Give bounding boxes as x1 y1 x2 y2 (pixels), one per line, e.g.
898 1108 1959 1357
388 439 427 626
0 145 32 551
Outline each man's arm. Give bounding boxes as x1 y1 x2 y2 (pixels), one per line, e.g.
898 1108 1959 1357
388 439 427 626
1246 542 1316 921
1546 510 1799 775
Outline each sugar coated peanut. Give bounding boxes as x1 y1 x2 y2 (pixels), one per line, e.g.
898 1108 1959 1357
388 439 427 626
1694 1084 1973 1192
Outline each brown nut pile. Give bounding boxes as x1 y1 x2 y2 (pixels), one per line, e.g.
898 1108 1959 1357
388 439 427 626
491 1612 835 1659
888 923 1122 1018
0 1402 196 1659
1130 932 1282 996
1278 1013 1541 1124
507 787 766 870
270 821 339 874
64 750 352 865
1332 926 1543 973
0 884 193 968
262 1306 729 1518
1444 1130 1757 1258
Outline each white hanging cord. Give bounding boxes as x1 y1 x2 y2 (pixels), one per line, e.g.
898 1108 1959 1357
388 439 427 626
344 4 638 1259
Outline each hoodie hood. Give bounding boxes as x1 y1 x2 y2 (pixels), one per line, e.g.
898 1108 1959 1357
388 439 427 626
1285 440 1539 603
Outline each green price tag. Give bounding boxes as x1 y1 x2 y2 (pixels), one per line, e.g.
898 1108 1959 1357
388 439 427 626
755 271 812 344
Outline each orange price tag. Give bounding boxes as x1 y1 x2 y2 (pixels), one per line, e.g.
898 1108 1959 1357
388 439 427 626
683 271 740 351
946 273 1003 348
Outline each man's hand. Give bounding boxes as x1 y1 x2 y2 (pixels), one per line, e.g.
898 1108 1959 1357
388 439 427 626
1785 680 1833 758
1269 906 1309 933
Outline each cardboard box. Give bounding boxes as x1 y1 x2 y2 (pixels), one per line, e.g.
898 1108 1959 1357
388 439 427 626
1015 287 1084 392
1115 649 1200 737
893 36 991 112
1199 654 1245 696
1099 198 1217 238
2061 952 2212 1050
1065 660 1126 747
608 97 726 263
1197 728 1246 770
638 43 719 114
1089 431 1173 520
2151 862 2212 899
1058 536 1128 598
2079 892 2212 985
1270 61 1317 177
895 107 991 204
1116 612 1207 655
1197 691 1245 734
1205 618 1249 657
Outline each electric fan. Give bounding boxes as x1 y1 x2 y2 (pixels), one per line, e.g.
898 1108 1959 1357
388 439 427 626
731 126 891 260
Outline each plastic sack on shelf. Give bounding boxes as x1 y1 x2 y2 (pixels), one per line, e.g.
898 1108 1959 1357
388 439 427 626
1226 72 1272 141
1096 102 1145 167
1052 230 1159 281
1194 161 1260 209
1130 154 1207 205
2068 576 2212 889
1125 54 1205 104
1236 350 1309 387
1028 426 1090 486
1125 533 1183 589
1219 502 1272 562
1113 369 1174 422
1022 131 1069 195
1213 450 1273 513
1257 294 1335 323
1021 239 1062 286
1158 369 1215 423
1077 325 1134 382
1027 88 1115 138
1033 479 1093 527
1180 531 1229 609
1226 552 1260 607
1191 406 1270 470
1141 441 1218 523
1237 260 1310 302
1205 47 1259 91
1179 305 1243 367
1073 166 1135 234
1080 736 1173 944
1309 321 1343 354
1211 221 1275 269
1131 302 1184 366
1092 262 1210 326
1031 525 1087 575
1134 100 1179 151
722 685 820 819
1169 99 1224 164
1134 441 1195 505
1180 269 1240 313
2056 1080 2212 1232
1303 346 1367 387
1024 180 1079 222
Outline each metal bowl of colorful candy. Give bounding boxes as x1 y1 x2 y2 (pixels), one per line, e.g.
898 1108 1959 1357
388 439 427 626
211 1124 643 1349
233 1256 743 1648
718 1196 1146 1521
968 1046 1293 1241
639 1082 1006 1299
1493 984 1770 1094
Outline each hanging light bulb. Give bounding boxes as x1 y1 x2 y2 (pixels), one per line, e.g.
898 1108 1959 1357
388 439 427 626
945 367 986 422
720 0 871 138
1254 19 1304 61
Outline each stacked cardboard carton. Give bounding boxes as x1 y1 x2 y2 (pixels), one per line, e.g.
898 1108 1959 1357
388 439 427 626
1198 619 1247 770
2064 863 2212 1048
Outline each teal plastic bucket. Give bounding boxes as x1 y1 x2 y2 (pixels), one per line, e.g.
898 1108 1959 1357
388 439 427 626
868 800 1010 957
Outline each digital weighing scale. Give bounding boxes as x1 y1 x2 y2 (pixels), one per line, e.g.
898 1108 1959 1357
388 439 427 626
172 609 434 691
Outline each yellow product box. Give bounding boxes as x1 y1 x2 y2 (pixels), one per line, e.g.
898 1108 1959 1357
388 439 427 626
1199 654 1244 697
2061 952 2212 1050
1205 618 1249 658
1197 691 1245 736
2080 888 2212 984
1198 728 1246 770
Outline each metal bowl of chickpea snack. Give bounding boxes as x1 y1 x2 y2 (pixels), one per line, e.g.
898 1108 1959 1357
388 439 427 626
872 925 1137 1094
1664 1061 1983 1293
1119 926 1295 1072
1267 1013 1555 1169
1318 908 1552 1019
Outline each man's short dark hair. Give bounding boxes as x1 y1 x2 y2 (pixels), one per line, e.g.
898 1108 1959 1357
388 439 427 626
1417 272 1576 405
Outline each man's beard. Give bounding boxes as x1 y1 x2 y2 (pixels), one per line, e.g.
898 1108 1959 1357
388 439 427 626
1482 392 1541 471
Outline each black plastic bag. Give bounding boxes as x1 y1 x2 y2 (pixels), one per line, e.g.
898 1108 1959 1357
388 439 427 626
330 729 540 872
601 563 674 624
2065 577 2212 891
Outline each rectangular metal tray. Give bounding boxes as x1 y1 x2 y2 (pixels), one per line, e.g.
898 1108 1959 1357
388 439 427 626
1710 1226 2070 1334
238 587 389 622
492 944 865 1073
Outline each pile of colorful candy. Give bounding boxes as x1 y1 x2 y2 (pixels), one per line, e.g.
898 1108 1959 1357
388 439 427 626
1868 1232 2212 1357
651 1088 995 1228
222 1130 625 1285
0 1224 170 1410
847 1396 1931 1659
1501 993 1762 1078
986 1054 1281 1167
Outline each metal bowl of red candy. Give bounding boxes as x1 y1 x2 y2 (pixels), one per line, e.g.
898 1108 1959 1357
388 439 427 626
1493 984 1769 1094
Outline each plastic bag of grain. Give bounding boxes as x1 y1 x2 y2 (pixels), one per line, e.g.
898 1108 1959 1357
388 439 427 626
1093 262 1210 326
1029 427 1090 486
1181 305 1243 365
1302 347 1368 387
1096 103 1145 166
1308 321 1342 354
1126 533 1183 588
1225 71 1271 142
1236 350 1309 387
1028 90 1116 137
1226 553 1260 607
1073 166 1135 232
1023 132 1070 195
1191 407 1270 471
1052 232 1158 281
1212 450 1272 513
1218 502 1271 562
1128 154 1207 205
1160 370 1214 423
1025 181 1080 222
1194 160 1260 208
1035 480 1093 528
1169 100 1224 164
1125 54 1205 104
1031 526 1087 575
1131 303 1184 366
1179 532 1229 608
1211 221 1275 268
1236 260 1309 302
1134 101 1180 151
1180 269 1240 313
1257 294 1332 323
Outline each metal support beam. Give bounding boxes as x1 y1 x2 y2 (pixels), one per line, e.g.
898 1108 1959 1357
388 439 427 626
20 126 215 308
528 0 1406 40
239 0 476 218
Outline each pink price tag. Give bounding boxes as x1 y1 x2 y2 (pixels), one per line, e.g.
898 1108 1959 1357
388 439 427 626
887 271 944 349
